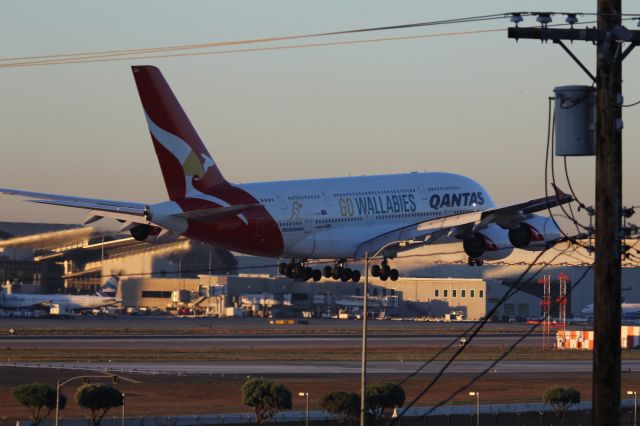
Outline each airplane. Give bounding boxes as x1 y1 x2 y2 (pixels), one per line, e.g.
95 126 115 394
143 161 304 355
0 279 120 313
581 303 640 321
0 66 572 283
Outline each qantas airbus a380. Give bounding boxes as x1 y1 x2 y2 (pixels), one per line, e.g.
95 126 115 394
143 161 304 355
0 66 571 283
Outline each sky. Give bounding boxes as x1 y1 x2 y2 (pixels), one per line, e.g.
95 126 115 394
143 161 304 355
1 1 639 224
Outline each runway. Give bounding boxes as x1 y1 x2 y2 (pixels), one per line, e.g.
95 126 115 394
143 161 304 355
0 334 541 349
4 360 636 375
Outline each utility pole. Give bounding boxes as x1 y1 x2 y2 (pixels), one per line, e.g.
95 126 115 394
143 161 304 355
593 3 623 425
508 3 637 424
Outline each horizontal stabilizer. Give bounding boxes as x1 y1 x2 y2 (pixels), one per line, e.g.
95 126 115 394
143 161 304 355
172 204 262 223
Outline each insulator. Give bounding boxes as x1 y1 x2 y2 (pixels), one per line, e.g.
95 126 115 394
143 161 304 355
565 14 578 27
511 13 523 25
536 13 552 27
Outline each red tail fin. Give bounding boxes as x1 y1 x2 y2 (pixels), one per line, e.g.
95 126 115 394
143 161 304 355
132 66 227 201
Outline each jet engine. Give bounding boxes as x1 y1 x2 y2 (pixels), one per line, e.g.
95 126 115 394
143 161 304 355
508 216 561 250
129 224 164 242
462 225 513 261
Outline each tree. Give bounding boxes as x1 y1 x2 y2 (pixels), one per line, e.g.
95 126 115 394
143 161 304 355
241 378 292 424
75 383 123 426
366 382 405 424
11 383 66 426
543 386 580 424
320 391 359 425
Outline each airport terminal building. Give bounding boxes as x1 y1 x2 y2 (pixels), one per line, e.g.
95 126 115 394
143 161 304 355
1 221 638 320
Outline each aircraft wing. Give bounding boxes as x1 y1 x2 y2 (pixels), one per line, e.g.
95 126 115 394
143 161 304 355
354 184 572 258
0 187 148 224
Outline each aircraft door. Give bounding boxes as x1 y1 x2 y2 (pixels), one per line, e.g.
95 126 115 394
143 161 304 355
414 181 429 200
274 191 288 211
303 217 313 233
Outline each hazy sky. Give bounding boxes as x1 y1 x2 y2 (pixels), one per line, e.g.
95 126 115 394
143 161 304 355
1 1 639 224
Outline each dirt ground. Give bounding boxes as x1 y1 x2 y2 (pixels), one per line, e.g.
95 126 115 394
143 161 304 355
2 367 640 423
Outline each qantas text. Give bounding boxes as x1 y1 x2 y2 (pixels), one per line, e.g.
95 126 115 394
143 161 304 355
429 192 485 211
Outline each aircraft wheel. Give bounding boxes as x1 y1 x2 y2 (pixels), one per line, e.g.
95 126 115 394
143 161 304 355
379 271 389 281
286 264 295 278
351 270 361 283
344 268 352 278
294 266 305 280
304 267 314 281
389 269 399 281
340 272 350 283
313 269 322 282
467 257 475 267
371 265 381 277
382 264 391 275
278 263 288 275
475 258 484 266
322 266 333 278
332 270 340 280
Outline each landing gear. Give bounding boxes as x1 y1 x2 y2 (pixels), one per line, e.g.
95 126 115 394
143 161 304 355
279 260 323 282
320 260 361 283
370 258 399 281
467 257 483 267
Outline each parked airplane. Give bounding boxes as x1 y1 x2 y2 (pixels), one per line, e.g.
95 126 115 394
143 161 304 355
0 66 572 283
581 303 640 321
0 279 120 313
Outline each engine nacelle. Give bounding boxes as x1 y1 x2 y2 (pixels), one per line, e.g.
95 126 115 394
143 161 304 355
462 226 513 261
508 216 561 251
129 224 168 243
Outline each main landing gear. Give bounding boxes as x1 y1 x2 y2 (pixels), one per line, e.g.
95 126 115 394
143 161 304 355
278 260 362 282
467 257 484 267
370 259 399 281
279 261 322 282
322 260 361 283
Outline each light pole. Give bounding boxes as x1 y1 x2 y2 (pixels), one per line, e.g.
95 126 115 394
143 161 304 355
298 392 309 426
628 390 637 426
468 392 480 426
55 374 137 426
360 239 414 426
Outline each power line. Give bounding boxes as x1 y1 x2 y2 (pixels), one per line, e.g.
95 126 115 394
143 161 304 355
0 13 510 65
0 29 505 69
2 15 637 69
396 245 574 389
417 262 594 418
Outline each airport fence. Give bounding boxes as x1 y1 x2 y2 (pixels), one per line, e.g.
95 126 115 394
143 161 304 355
16 400 638 426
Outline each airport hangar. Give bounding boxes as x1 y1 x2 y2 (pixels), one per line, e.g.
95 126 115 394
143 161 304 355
1 221 638 320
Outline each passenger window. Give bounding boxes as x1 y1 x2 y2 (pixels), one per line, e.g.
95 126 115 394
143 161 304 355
452 290 457 298
479 290 484 298
434 289 439 297
444 289 448 297
471 290 475 298
461 290 466 298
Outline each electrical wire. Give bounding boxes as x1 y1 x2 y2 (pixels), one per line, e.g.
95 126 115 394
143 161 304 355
0 13 510 65
0 29 505 69
544 98 591 247
413 261 594 419
622 99 640 108
391 245 580 421
395 245 573 388
2 15 637 69
550 113 588 237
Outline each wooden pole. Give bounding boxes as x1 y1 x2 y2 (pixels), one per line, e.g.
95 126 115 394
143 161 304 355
593 1 622 424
